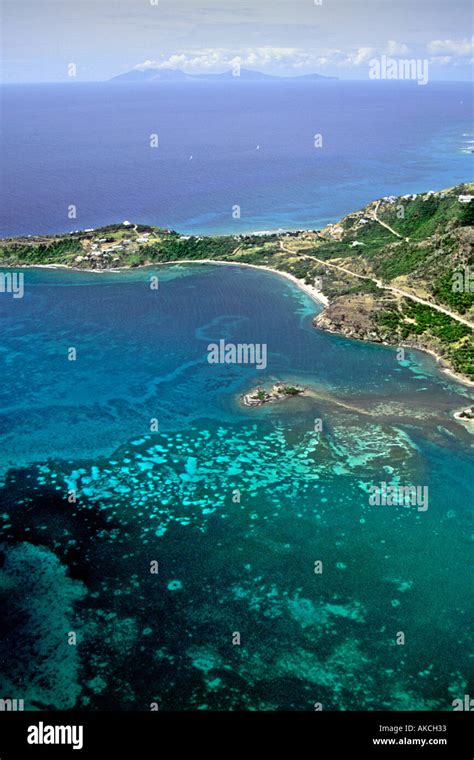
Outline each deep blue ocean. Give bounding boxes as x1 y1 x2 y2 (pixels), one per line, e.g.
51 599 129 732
0 80 472 237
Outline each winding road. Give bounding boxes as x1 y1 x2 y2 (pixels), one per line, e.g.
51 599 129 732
279 242 474 329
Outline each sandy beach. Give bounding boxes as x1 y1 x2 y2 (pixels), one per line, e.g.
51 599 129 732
153 258 330 307
16 258 329 306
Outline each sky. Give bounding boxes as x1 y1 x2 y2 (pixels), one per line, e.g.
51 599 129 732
1 0 473 83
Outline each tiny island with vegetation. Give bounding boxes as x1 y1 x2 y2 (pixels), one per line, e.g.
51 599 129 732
454 405 474 422
241 383 306 407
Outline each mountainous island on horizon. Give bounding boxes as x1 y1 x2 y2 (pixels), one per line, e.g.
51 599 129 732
110 67 338 83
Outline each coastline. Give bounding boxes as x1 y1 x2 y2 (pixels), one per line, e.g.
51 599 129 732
397 343 474 390
15 258 329 307
7 259 473 388
154 259 330 307
308 323 474 390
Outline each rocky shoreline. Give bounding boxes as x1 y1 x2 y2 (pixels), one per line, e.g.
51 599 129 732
453 405 474 428
314 295 474 389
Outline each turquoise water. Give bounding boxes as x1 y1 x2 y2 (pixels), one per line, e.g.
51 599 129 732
0 264 472 710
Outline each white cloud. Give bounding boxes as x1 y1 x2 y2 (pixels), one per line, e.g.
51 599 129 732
135 47 314 73
132 39 469 75
348 47 377 66
427 36 473 57
385 40 409 56
133 45 385 74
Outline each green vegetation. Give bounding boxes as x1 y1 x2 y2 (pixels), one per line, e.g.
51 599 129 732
0 238 83 264
367 240 429 280
401 301 470 342
282 386 301 396
459 201 474 227
378 301 473 380
381 191 466 240
432 271 474 314
140 235 238 262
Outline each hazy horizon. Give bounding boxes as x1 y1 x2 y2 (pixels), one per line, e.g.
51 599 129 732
1 0 472 83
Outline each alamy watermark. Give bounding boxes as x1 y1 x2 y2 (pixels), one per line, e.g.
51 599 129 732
369 56 429 86
0 698 24 711
27 722 83 750
452 266 474 293
0 272 24 299
368 481 428 512
207 339 267 370
452 694 474 711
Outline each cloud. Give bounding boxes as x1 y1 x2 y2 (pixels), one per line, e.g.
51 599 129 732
348 47 377 66
427 36 473 57
132 45 389 74
385 40 409 56
134 47 314 73
132 39 469 75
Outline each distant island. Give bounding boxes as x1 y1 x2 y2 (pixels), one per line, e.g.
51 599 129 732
109 67 338 83
1 183 472 385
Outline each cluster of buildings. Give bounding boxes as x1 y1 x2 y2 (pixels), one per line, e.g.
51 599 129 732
73 226 154 265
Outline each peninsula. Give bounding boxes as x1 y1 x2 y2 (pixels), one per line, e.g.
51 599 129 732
1 183 473 384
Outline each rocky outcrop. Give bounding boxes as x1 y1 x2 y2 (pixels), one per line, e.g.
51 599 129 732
314 294 391 343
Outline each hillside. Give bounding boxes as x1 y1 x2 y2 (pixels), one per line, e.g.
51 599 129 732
302 183 474 382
